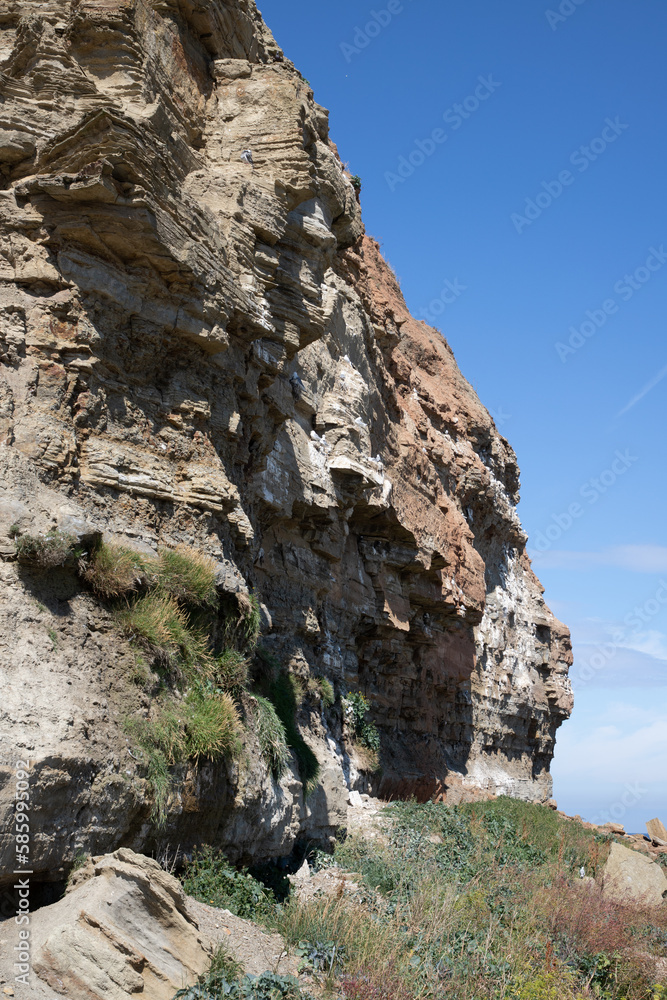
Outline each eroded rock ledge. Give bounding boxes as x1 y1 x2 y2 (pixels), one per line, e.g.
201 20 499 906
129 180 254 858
0 0 572 884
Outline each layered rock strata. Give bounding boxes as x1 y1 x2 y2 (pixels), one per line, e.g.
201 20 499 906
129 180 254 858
0 0 572 885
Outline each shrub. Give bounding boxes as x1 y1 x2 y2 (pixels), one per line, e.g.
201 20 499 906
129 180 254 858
82 541 150 599
8 523 20 539
181 847 276 920
15 529 80 568
157 545 217 608
344 691 381 768
350 174 362 192
215 649 249 694
254 696 290 781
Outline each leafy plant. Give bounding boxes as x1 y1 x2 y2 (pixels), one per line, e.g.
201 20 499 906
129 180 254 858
254 696 290 781
15 529 81 568
173 970 309 1000
8 523 21 539
350 174 362 192
344 691 381 768
181 847 276 920
295 939 345 975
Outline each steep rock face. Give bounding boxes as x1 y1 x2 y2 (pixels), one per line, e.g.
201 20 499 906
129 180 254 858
0 0 572 883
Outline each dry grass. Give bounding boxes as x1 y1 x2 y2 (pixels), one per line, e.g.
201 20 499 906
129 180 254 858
271 799 667 1000
157 545 218 608
82 541 150 598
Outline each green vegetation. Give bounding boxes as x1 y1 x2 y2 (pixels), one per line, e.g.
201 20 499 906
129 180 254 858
254 695 290 780
156 545 218 607
344 691 381 771
307 676 335 708
47 627 58 649
8 523 21 539
215 648 250 694
266 672 319 796
14 528 81 568
118 592 214 677
182 847 276 920
124 693 241 824
270 797 667 1000
82 540 149 599
174 969 308 1000
350 174 362 192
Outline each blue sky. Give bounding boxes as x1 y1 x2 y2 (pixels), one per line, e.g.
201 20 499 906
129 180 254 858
258 0 667 831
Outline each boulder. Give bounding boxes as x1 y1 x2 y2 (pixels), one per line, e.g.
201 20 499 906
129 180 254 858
647 818 667 843
602 841 667 907
30 850 212 999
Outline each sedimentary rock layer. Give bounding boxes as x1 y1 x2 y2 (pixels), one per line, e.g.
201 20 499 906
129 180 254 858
0 0 572 883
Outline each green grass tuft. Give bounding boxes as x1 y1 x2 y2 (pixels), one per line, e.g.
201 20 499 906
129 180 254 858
215 649 249 694
124 692 241 825
183 690 242 763
82 540 150 599
254 695 290 781
156 545 218 608
117 592 213 676
267 673 320 797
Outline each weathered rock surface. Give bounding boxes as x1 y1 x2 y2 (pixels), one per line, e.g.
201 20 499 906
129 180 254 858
0 0 572 885
602 842 667 907
1 849 211 999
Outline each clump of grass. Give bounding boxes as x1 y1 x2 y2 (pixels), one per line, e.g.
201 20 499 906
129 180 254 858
215 649 249 694
267 672 320 796
183 691 242 763
254 695 290 781
8 523 21 539
82 540 150 599
117 592 213 676
317 676 335 707
15 529 81 568
220 591 262 653
156 545 217 607
182 846 276 920
125 693 241 825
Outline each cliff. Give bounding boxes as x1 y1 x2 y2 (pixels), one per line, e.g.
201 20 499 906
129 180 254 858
0 0 572 889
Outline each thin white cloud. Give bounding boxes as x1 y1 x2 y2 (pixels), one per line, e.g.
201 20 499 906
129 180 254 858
529 545 667 573
617 362 667 417
619 629 667 661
